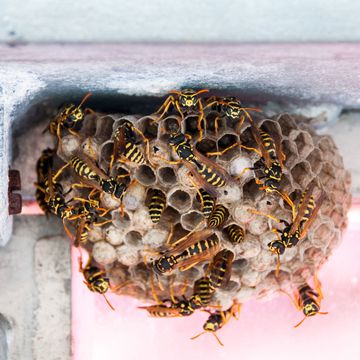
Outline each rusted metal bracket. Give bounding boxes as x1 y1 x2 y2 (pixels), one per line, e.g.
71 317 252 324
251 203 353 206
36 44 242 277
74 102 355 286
8 170 22 215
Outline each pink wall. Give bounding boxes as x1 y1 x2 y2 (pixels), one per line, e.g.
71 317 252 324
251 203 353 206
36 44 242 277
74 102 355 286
72 205 360 359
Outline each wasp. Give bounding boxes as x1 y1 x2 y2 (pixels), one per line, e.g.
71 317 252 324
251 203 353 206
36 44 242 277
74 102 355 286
79 254 115 310
250 184 325 276
35 148 56 215
148 189 166 224
111 120 149 167
139 273 200 318
154 89 209 139
69 195 112 247
204 96 262 134
208 204 228 228
191 302 241 346
152 229 220 276
162 131 232 196
224 224 245 244
35 161 76 239
48 92 92 143
283 275 328 328
238 122 286 193
207 249 234 291
53 154 129 201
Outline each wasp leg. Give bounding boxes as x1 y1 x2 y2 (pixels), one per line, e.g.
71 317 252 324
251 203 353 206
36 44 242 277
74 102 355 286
235 167 253 180
196 100 206 141
70 183 94 191
153 155 182 165
248 208 282 223
235 114 246 134
93 219 112 227
174 100 185 121
155 96 176 120
278 191 296 222
206 142 239 157
53 162 71 182
203 98 220 110
239 144 262 156
68 128 81 138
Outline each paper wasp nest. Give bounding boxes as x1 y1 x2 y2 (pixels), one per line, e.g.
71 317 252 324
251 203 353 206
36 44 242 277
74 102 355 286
54 109 351 308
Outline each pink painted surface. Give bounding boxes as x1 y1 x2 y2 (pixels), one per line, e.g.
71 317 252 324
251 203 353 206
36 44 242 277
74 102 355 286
72 205 360 360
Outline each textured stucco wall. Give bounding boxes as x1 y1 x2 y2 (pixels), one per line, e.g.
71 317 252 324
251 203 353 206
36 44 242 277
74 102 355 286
1 0 360 43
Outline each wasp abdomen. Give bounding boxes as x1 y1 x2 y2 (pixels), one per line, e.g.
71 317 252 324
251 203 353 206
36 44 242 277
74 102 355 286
208 204 228 228
148 189 166 223
224 224 245 244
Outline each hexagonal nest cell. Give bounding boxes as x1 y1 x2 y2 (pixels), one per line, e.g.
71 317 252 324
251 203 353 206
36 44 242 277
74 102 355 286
34 94 351 324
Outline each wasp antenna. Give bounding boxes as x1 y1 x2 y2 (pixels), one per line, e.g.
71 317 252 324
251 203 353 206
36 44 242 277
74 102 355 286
169 90 181 95
78 92 92 108
294 316 307 328
103 293 116 311
212 332 224 347
190 331 206 341
194 89 209 96
318 311 329 315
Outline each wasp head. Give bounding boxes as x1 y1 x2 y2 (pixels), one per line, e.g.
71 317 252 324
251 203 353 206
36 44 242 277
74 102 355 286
178 89 199 108
101 179 127 200
303 299 320 317
89 277 110 294
152 255 175 275
268 240 286 255
178 301 194 316
204 314 222 332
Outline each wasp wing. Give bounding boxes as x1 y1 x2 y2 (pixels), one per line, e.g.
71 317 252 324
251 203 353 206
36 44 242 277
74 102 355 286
299 190 326 239
112 125 127 163
166 229 214 255
176 243 220 272
250 122 272 168
74 217 87 248
138 305 182 317
289 183 316 236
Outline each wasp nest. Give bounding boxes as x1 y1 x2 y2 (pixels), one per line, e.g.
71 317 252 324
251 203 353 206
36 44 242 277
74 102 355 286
37 94 351 314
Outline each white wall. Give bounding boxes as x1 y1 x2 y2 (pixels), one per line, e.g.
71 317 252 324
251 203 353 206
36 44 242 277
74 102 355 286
1 0 360 42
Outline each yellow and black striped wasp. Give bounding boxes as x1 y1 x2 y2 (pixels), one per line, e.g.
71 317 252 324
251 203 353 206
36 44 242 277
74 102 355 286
224 224 245 244
239 121 286 193
138 273 201 318
191 302 241 346
154 89 209 139
207 249 234 292
147 188 166 224
79 254 115 310
208 204 229 228
35 156 76 239
69 193 113 247
48 92 92 143
204 96 262 134
35 148 56 215
151 228 220 276
282 275 328 328
53 154 129 202
111 120 150 168
250 184 326 276
163 131 233 196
